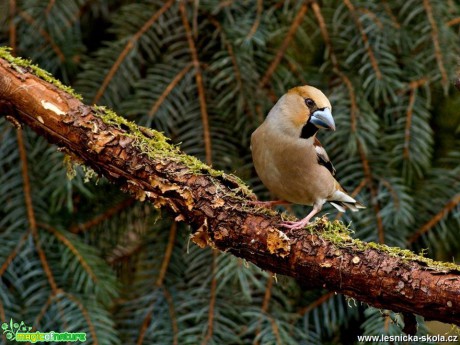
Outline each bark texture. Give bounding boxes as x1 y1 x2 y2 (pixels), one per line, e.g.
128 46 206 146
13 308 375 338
1 57 460 325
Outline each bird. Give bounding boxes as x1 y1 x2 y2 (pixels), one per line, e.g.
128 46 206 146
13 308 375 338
250 85 365 230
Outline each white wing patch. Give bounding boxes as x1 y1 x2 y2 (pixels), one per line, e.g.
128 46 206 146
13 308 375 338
314 139 336 176
329 190 366 212
331 189 357 204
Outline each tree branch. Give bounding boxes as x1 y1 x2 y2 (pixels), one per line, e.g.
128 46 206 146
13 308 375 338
1 54 460 326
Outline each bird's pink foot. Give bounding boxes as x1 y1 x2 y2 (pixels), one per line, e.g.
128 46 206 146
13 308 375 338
280 218 311 230
279 206 320 230
248 200 290 208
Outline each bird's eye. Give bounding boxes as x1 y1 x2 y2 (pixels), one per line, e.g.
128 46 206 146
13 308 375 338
305 98 315 108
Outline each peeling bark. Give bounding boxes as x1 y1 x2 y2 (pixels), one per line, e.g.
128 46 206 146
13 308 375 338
1 57 460 326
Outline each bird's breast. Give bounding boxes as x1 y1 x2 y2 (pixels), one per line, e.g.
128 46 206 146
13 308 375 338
251 128 335 205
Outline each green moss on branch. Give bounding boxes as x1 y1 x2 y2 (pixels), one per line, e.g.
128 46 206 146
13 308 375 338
0 46 82 100
310 217 460 272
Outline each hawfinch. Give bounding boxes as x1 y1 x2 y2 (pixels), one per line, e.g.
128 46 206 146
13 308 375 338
251 85 365 229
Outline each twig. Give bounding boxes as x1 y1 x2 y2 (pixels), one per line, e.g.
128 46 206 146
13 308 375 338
298 291 334 316
380 179 400 210
286 60 307 85
64 0 102 29
357 7 383 29
260 2 308 88
358 141 385 243
381 0 400 29
254 275 274 345
19 11 66 62
64 292 99 344
201 249 218 345
268 317 282 344
0 296 5 322
9 0 16 52
107 231 143 265
217 0 235 10
311 2 358 132
384 313 391 332
17 129 58 293
180 2 212 165
400 78 427 160
0 300 5 343
136 285 181 345
156 222 177 286
403 87 416 160
446 17 460 26
208 16 242 90
163 288 179 345
40 223 98 283
148 64 194 118
0 230 29 277
70 198 135 234
137 307 153 345
409 78 428 90
261 275 273 315
423 0 448 89
34 293 55 328
45 0 56 14
246 0 263 39
343 0 382 80
92 0 175 104
409 194 460 243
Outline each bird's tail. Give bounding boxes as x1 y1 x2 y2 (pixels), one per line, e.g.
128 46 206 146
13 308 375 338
329 189 365 213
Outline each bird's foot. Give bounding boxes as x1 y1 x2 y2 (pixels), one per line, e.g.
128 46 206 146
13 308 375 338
280 221 309 230
280 218 311 230
247 200 290 208
279 205 321 230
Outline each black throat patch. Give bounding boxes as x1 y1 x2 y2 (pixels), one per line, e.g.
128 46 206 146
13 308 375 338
300 120 318 139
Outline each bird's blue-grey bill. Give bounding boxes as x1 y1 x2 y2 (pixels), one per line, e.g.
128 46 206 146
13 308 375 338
310 108 335 131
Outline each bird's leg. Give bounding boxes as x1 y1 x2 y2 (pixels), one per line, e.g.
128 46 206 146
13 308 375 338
248 200 291 208
280 203 322 230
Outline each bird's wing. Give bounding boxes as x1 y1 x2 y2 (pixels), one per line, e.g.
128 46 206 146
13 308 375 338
314 137 336 176
329 180 366 212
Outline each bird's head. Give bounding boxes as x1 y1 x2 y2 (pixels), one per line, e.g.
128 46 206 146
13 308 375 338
268 85 335 139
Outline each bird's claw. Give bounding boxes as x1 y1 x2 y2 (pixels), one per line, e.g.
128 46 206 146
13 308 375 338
279 220 310 230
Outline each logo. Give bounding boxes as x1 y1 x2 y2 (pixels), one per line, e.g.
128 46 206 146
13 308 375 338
2 319 86 343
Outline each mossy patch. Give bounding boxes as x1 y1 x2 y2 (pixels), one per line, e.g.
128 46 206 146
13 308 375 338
309 216 460 272
91 105 253 197
0 46 82 100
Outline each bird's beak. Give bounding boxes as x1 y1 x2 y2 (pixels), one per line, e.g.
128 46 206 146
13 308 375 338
310 108 336 131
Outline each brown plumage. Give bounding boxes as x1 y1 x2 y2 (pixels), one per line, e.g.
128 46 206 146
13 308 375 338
251 85 364 229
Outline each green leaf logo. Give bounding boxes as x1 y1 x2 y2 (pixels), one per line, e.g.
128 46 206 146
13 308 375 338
2 319 33 341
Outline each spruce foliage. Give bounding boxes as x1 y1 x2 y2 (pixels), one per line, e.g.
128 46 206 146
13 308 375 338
1 1 460 343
